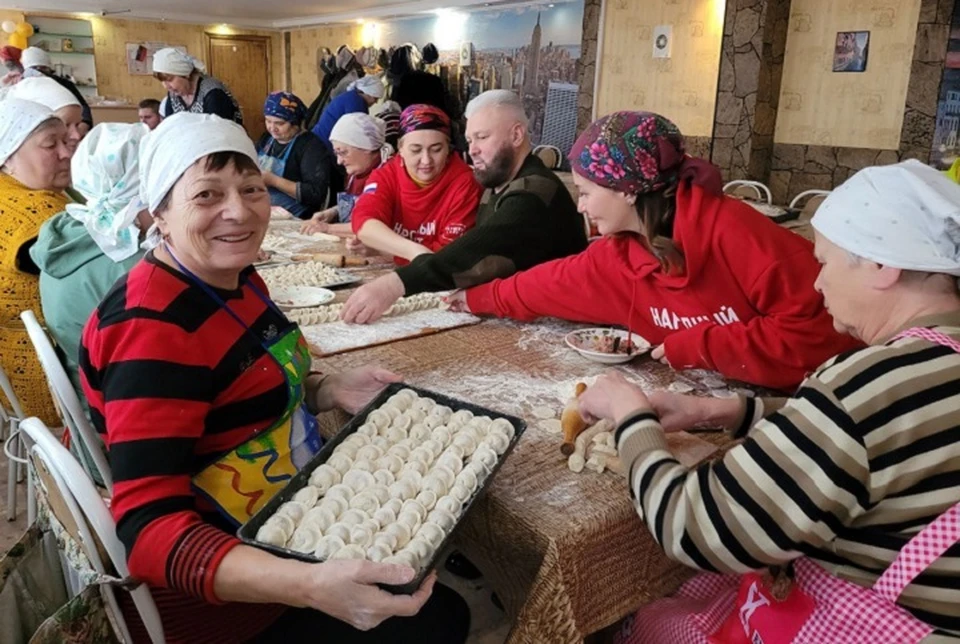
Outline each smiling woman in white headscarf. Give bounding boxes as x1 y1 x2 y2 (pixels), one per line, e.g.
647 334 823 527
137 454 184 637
10 75 86 150
577 159 960 641
29 123 153 417
0 97 72 426
78 111 469 644
152 47 243 124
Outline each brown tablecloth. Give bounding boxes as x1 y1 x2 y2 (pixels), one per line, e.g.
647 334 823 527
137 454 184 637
310 315 733 643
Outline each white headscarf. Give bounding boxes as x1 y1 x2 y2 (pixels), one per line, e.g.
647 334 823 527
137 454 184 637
812 159 960 276
9 76 80 112
21 47 52 70
152 48 206 77
330 113 393 163
0 98 55 166
66 123 151 262
139 112 258 214
348 74 385 99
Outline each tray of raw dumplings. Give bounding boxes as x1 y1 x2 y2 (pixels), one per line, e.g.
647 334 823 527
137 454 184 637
238 383 526 594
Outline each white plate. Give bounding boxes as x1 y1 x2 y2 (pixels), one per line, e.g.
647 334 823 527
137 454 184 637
564 328 651 364
271 286 336 310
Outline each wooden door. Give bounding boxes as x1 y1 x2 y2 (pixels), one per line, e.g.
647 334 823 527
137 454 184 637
206 35 270 141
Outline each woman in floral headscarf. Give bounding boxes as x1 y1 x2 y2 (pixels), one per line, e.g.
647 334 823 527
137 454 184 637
448 111 858 391
256 91 335 218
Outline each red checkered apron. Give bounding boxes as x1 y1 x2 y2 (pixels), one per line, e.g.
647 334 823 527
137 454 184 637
615 327 960 644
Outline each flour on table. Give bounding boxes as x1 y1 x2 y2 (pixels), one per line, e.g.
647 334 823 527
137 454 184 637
301 309 480 355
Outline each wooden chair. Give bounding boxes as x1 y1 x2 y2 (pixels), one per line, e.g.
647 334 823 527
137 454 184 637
723 180 773 204
20 417 165 644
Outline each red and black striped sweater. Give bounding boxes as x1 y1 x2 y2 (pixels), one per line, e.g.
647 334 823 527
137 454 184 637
80 253 294 643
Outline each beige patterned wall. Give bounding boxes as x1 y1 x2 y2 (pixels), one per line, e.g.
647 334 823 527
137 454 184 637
288 25 363 101
89 18 282 103
595 0 726 137
774 0 922 149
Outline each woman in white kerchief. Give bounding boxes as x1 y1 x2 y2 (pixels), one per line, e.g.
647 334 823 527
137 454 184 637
152 47 243 124
30 123 154 411
9 75 85 151
578 159 960 641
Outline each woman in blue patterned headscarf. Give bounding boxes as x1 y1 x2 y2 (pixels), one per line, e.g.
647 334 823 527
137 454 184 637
256 91 335 219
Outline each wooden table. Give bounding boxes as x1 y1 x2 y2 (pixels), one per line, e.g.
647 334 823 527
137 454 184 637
271 221 733 643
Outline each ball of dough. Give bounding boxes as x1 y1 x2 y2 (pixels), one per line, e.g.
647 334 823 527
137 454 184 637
373 531 399 551
414 489 438 511
314 535 346 560
382 498 403 516
455 468 478 492
325 484 355 503
387 444 411 460
255 523 287 547
288 524 322 553
343 470 376 494
405 538 433 562
373 507 397 529
408 423 432 441
431 426 453 448
434 495 462 517
384 522 412 549
365 409 390 430
421 475 448 498
317 496 347 519
373 469 396 487
436 452 463 475
427 465 456 489
348 492 380 514
449 482 473 504
388 479 418 501
416 522 446 549
276 501 310 524
484 432 511 455
400 499 428 521
367 485 390 505
302 506 337 532
338 509 367 527
326 454 353 475
452 434 477 456
427 508 458 532
308 464 342 492
263 514 296 541
403 458 429 475
367 543 393 562
396 509 422 533
355 445 384 462
349 525 375 548
330 544 366 560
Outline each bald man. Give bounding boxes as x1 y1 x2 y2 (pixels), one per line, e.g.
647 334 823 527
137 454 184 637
342 89 588 324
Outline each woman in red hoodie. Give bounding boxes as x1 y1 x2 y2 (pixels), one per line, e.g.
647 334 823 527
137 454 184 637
449 112 859 390
350 104 482 264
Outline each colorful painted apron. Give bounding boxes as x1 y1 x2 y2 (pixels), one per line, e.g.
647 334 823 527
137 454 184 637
164 245 323 526
258 134 310 219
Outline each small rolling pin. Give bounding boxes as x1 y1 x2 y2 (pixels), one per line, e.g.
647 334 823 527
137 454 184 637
560 382 589 456
292 252 368 267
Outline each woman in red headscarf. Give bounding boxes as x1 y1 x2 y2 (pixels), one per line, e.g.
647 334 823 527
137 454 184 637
350 104 482 264
448 111 859 391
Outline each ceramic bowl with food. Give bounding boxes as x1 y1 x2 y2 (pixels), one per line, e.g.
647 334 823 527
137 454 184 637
564 328 651 364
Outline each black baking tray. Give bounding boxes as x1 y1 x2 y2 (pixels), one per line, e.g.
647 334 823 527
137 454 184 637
237 383 527 594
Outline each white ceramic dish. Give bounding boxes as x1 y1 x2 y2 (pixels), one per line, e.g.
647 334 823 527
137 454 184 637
564 328 651 364
271 286 336 310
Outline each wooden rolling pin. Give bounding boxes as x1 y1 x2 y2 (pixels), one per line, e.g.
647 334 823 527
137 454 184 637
292 253 368 267
560 382 589 455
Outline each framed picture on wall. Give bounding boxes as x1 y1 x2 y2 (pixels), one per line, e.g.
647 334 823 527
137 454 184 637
833 31 869 72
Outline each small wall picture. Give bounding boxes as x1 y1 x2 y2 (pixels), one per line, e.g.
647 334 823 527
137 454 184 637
653 25 672 59
833 31 869 72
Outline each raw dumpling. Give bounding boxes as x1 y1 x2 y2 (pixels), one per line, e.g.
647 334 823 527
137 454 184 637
356 423 379 438
431 426 453 448
330 544 366 560
391 413 413 432
289 524 322 553
450 410 474 425
314 535 346 560
381 405 402 422
373 507 397 529
414 489 438 511
421 415 443 431
427 508 457 532
302 506 337 532
429 405 453 421
434 495 462 516
469 415 493 431
452 434 477 455
372 437 392 451
373 531 399 551
399 469 423 488
455 468 478 491
326 454 354 475
491 418 516 439
338 509 367 527
387 444 411 460
378 454 404 475
365 410 390 430
435 452 463 475
408 423 432 441
397 509 422 533
317 496 347 519
326 484 355 503
400 499 428 521
333 442 360 460
384 522 412 549
385 427 408 443
325 523 352 543
292 485 321 507
356 445 384 462
349 492 380 514
308 464 342 492
409 448 434 467
406 409 427 424
405 538 433 562
343 470 376 494
421 439 443 460
472 446 498 470
373 469 396 487
421 475 448 497
276 501 310 524
263 515 295 541
386 393 412 411
417 522 446 549
382 498 403 516
352 458 377 473
255 522 287 547
484 432 510 455
367 542 393 562
412 398 436 414
388 479 418 501
450 482 473 504
442 445 465 461
349 525 375 548
386 549 420 569
427 465 456 489
402 459 428 476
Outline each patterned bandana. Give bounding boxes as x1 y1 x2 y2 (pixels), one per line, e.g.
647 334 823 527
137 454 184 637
569 111 721 196
399 104 451 139
263 91 306 124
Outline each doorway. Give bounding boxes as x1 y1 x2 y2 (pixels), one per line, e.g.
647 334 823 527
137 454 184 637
206 34 270 142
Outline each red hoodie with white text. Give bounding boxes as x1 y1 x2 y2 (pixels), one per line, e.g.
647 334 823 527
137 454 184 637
464 182 860 390
351 154 482 265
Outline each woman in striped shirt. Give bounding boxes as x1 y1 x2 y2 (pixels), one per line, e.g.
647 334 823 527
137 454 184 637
579 160 960 640
79 113 468 644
